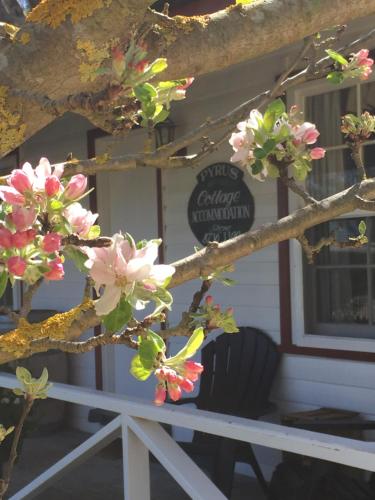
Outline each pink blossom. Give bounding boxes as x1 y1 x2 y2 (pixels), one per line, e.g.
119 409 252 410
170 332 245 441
184 361 204 374
85 233 175 316
64 203 98 238
45 257 64 280
42 233 62 253
356 49 370 62
154 384 167 406
0 227 13 248
7 256 27 276
64 174 87 200
168 384 182 402
310 147 326 160
45 176 62 197
9 207 36 231
177 77 194 90
9 170 32 194
0 187 25 205
12 229 36 249
33 158 64 191
205 295 213 305
179 378 194 393
293 122 320 145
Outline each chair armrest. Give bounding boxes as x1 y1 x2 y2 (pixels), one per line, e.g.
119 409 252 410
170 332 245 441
171 397 197 406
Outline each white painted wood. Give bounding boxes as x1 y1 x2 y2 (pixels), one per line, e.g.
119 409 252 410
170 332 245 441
122 417 151 500
125 415 226 500
9 415 122 500
1 374 375 474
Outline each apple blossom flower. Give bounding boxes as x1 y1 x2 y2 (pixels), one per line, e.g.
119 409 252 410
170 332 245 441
154 384 167 406
292 122 320 145
9 170 32 194
45 176 62 197
352 49 374 80
84 233 175 316
64 174 87 200
42 233 62 253
64 203 98 238
45 257 64 280
7 256 27 276
310 147 326 160
33 157 64 191
8 207 36 231
12 229 36 249
0 187 25 206
0 226 13 249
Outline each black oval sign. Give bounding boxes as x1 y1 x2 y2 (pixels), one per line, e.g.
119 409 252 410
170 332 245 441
188 163 255 246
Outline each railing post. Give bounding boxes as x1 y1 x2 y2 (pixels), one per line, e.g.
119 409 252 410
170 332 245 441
122 415 151 500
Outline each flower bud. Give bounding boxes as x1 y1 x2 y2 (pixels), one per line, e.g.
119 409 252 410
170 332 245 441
205 295 213 306
184 361 204 374
42 233 62 253
7 256 27 276
12 230 36 249
45 175 62 197
9 207 36 231
310 147 326 160
0 227 13 249
10 170 32 194
179 378 194 393
154 384 167 406
168 384 182 402
45 257 64 280
64 175 87 200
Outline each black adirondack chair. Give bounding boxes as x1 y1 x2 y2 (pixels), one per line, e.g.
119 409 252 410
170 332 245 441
174 327 280 498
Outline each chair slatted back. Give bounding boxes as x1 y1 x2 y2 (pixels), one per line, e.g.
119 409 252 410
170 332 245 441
196 327 280 418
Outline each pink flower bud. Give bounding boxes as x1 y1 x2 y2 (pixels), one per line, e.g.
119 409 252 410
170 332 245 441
179 378 194 393
0 187 25 206
9 207 36 231
356 49 370 63
168 384 182 402
12 229 36 249
42 233 62 253
184 361 204 374
45 257 64 281
154 384 167 406
205 295 213 306
166 369 178 384
45 175 62 197
7 256 27 276
155 368 167 381
310 147 326 160
213 304 221 312
177 77 194 90
64 175 87 200
226 307 234 316
10 170 32 194
0 227 13 249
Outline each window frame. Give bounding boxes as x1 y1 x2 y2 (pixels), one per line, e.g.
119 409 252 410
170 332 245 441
283 73 375 356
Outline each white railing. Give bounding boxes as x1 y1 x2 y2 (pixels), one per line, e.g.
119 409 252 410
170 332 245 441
1 372 375 499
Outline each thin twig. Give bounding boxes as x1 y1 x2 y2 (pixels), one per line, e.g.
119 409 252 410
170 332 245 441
297 233 366 264
19 279 43 319
0 395 34 499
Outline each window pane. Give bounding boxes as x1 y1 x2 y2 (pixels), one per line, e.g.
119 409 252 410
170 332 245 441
305 87 357 147
315 268 368 324
306 218 367 266
361 81 375 114
306 148 356 199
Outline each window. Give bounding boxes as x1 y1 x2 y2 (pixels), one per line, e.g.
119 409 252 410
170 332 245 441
288 75 375 353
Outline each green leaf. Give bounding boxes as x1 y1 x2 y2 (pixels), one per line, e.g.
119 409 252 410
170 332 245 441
252 159 264 175
153 287 173 314
149 58 168 75
0 271 8 300
220 278 237 287
87 225 101 239
153 107 169 125
167 327 204 364
254 148 267 160
134 83 157 102
148 329 166 352
103 297 132 332
263 99 286 131
327 71 345 85
64 246 89 273
138 330 165 370
130 354 153 381
263 139 277 154
326 49 348 67
359 220 367 236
